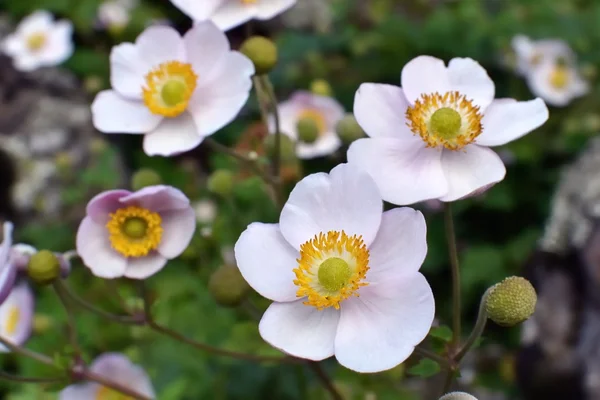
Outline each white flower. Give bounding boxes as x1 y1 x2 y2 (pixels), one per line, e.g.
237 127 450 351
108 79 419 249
1 11 73 72
0 223 17 306
234 163 434 373
512 35 589 107
0 283 34 352
91 22 254 156
170 0 297 31
98 0 138 31
273 91 344 159
347 55 549 205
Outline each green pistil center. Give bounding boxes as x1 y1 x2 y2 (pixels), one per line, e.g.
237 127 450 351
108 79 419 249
318 257 351 292
430 107 462 140
161 80 187 106
122 217 148 239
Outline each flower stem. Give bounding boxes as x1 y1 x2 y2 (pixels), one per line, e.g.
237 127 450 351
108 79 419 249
53 281 84 359
454 289 490 362
444 203 461 347
309 362 343 400
0 370 66 384
413 345 450 367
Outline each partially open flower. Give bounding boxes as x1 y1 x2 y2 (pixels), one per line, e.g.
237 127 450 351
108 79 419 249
0 223 17 305
11 244 72 279
59 353 155 399
76 186 196 279
0 283 34 352
1 11 73 71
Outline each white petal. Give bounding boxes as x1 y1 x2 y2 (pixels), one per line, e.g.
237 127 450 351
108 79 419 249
59 384 98 400
38 20 73 66
89 353 155 397
335 273 435 373
525 64 575 107
234 223 299 302
110 43 146 99
347 137 447 205
197 51 254 98
92 90 162 134
279 163 382 249
447 57 495 111
18 11 52 35
0 284 34 347
367 208 427 283
477 98 549 147
170 0 222 20
401 56 450 104
183 21 229 83
512 35 535 75
296 133 341 159
124 254 167 279
157 208 196 259
256 0 297 19
211 2 256 31
142 112 203 156
439 145 506 202
2 35 25 57
76 217 127 279
135 25 185 67
353 83 413 139
259 300 339 360
13 54 41 72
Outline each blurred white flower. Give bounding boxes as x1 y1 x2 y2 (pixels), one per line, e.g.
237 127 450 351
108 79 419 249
98 0 138 31
91 22 254 156
170 0 297 31
0 283 34 352
193 199 217 224
1 11 73 71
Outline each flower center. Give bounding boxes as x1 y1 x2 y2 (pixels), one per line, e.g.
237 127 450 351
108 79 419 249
294 231 369 310
406 91 483 151
549 65 570 89
241 0 257 4
96 386 133 400
142 61 198 118
106 206 163 257
298 109 327 135
26 32 46 52
5 306 20 335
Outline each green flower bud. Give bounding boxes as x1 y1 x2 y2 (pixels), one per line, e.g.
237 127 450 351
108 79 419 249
208 265 250 307
297 118 320 144
263 134 296 162
33 314 54 334
485 276 537 327
27 250 61 284
310 79 333 97
240 36 278 75
207 170 235 197
131 168 162 191
336 114 365 145
439 392 478 400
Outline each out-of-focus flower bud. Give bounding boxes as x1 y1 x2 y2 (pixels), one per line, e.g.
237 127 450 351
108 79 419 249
336 114 365 145
131 168 162 191
263 134 296 162
310 79 333 97
240 36 278 75
207 170 235 197
208 265 250 307
27 250 60 284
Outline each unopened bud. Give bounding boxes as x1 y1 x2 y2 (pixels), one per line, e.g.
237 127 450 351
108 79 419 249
336 114 365 145
310 79 333 97
27 250 61 284
131 168 162 191
207 170 235 197
240 36 278 75
297 118 320 144
33 314 54 334
263 134 296 161
208 265 250 307
439 392 478 400
486 276 537 327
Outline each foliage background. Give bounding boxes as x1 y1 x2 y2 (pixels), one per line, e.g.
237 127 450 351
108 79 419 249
1 0 598 398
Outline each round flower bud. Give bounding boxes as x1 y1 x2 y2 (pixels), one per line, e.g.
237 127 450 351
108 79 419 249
33 314 54 334
485 276 537 327
240 36 278 75
263 134 297 162
297 118 320 144
131 168 162 191
207 170 235 197
27 250 61 284
336 114 365 145
310 79 333 97
439 392 478 400
208 265 250 307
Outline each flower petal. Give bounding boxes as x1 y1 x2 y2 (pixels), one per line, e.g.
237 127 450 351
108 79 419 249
210 2 256 31
183 21 229 83
170 0 222 20
401 56 450 104
367 208 427 283
279 163 382 249
188 92 251 137
92 90 162 134
76 217 127 279
0 263 16 306
335 273 434 373
59 384 98 400
256 0 297 19
439 145 506 202
142 112 203 156
195 51 254 98
234 223 299 302
37 20 73 66
110 43 146 99
447 57 495 111
90 353 155 397
135 25 185 67
86 189 132 224
259 300 339 360
296 133 341 159
157 208 196 259
0 283 34 351
119 185 190 212
353 83 413 138
477 98 549 147
347 137 447 205
18 11 53 35
124 253 168 280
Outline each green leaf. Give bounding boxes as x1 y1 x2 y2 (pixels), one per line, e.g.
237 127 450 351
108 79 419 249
406 358 441 378
429 325 453 342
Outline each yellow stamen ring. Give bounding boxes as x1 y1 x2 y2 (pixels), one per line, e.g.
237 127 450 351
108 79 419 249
293 231 369 310
406 91 483 151
106 206 163 258
6 306 20 335
26 32 46 51
142 61 198 118
549 65 570 89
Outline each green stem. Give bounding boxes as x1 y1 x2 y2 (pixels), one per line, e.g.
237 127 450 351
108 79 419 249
309 362 343 400
413 345 450 367
260 76 282 187
0 370 66 384
444 203 461 347
53 281 83 358
454 289 490 362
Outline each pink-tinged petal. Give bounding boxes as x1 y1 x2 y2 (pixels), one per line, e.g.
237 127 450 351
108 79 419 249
124 253 168 279
169 0 222 20
279 163 382 249
259 300 339 360
0 263 16 306
119 185 190 212
296 133 341 159
142 113 203 156
89 353 155 398
0 222 13 267
347 137 447 205
110 43 147 99
401 56 450 104
17 11 53 35
439 145 506 202
59 384 98 400
211 2 256 31
256 0 297 19
367 208 427 283
188 93 251 137
234 223 299 302
335 273 434 373
447 57 495 111
86 189 131 224
477 98 549 147
11 243 36 272
76 217 127 279
92 90 162 134
183 21 229 83
157 208 196 259
135 25 185 67
353 83 413 138
0 283 34 351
